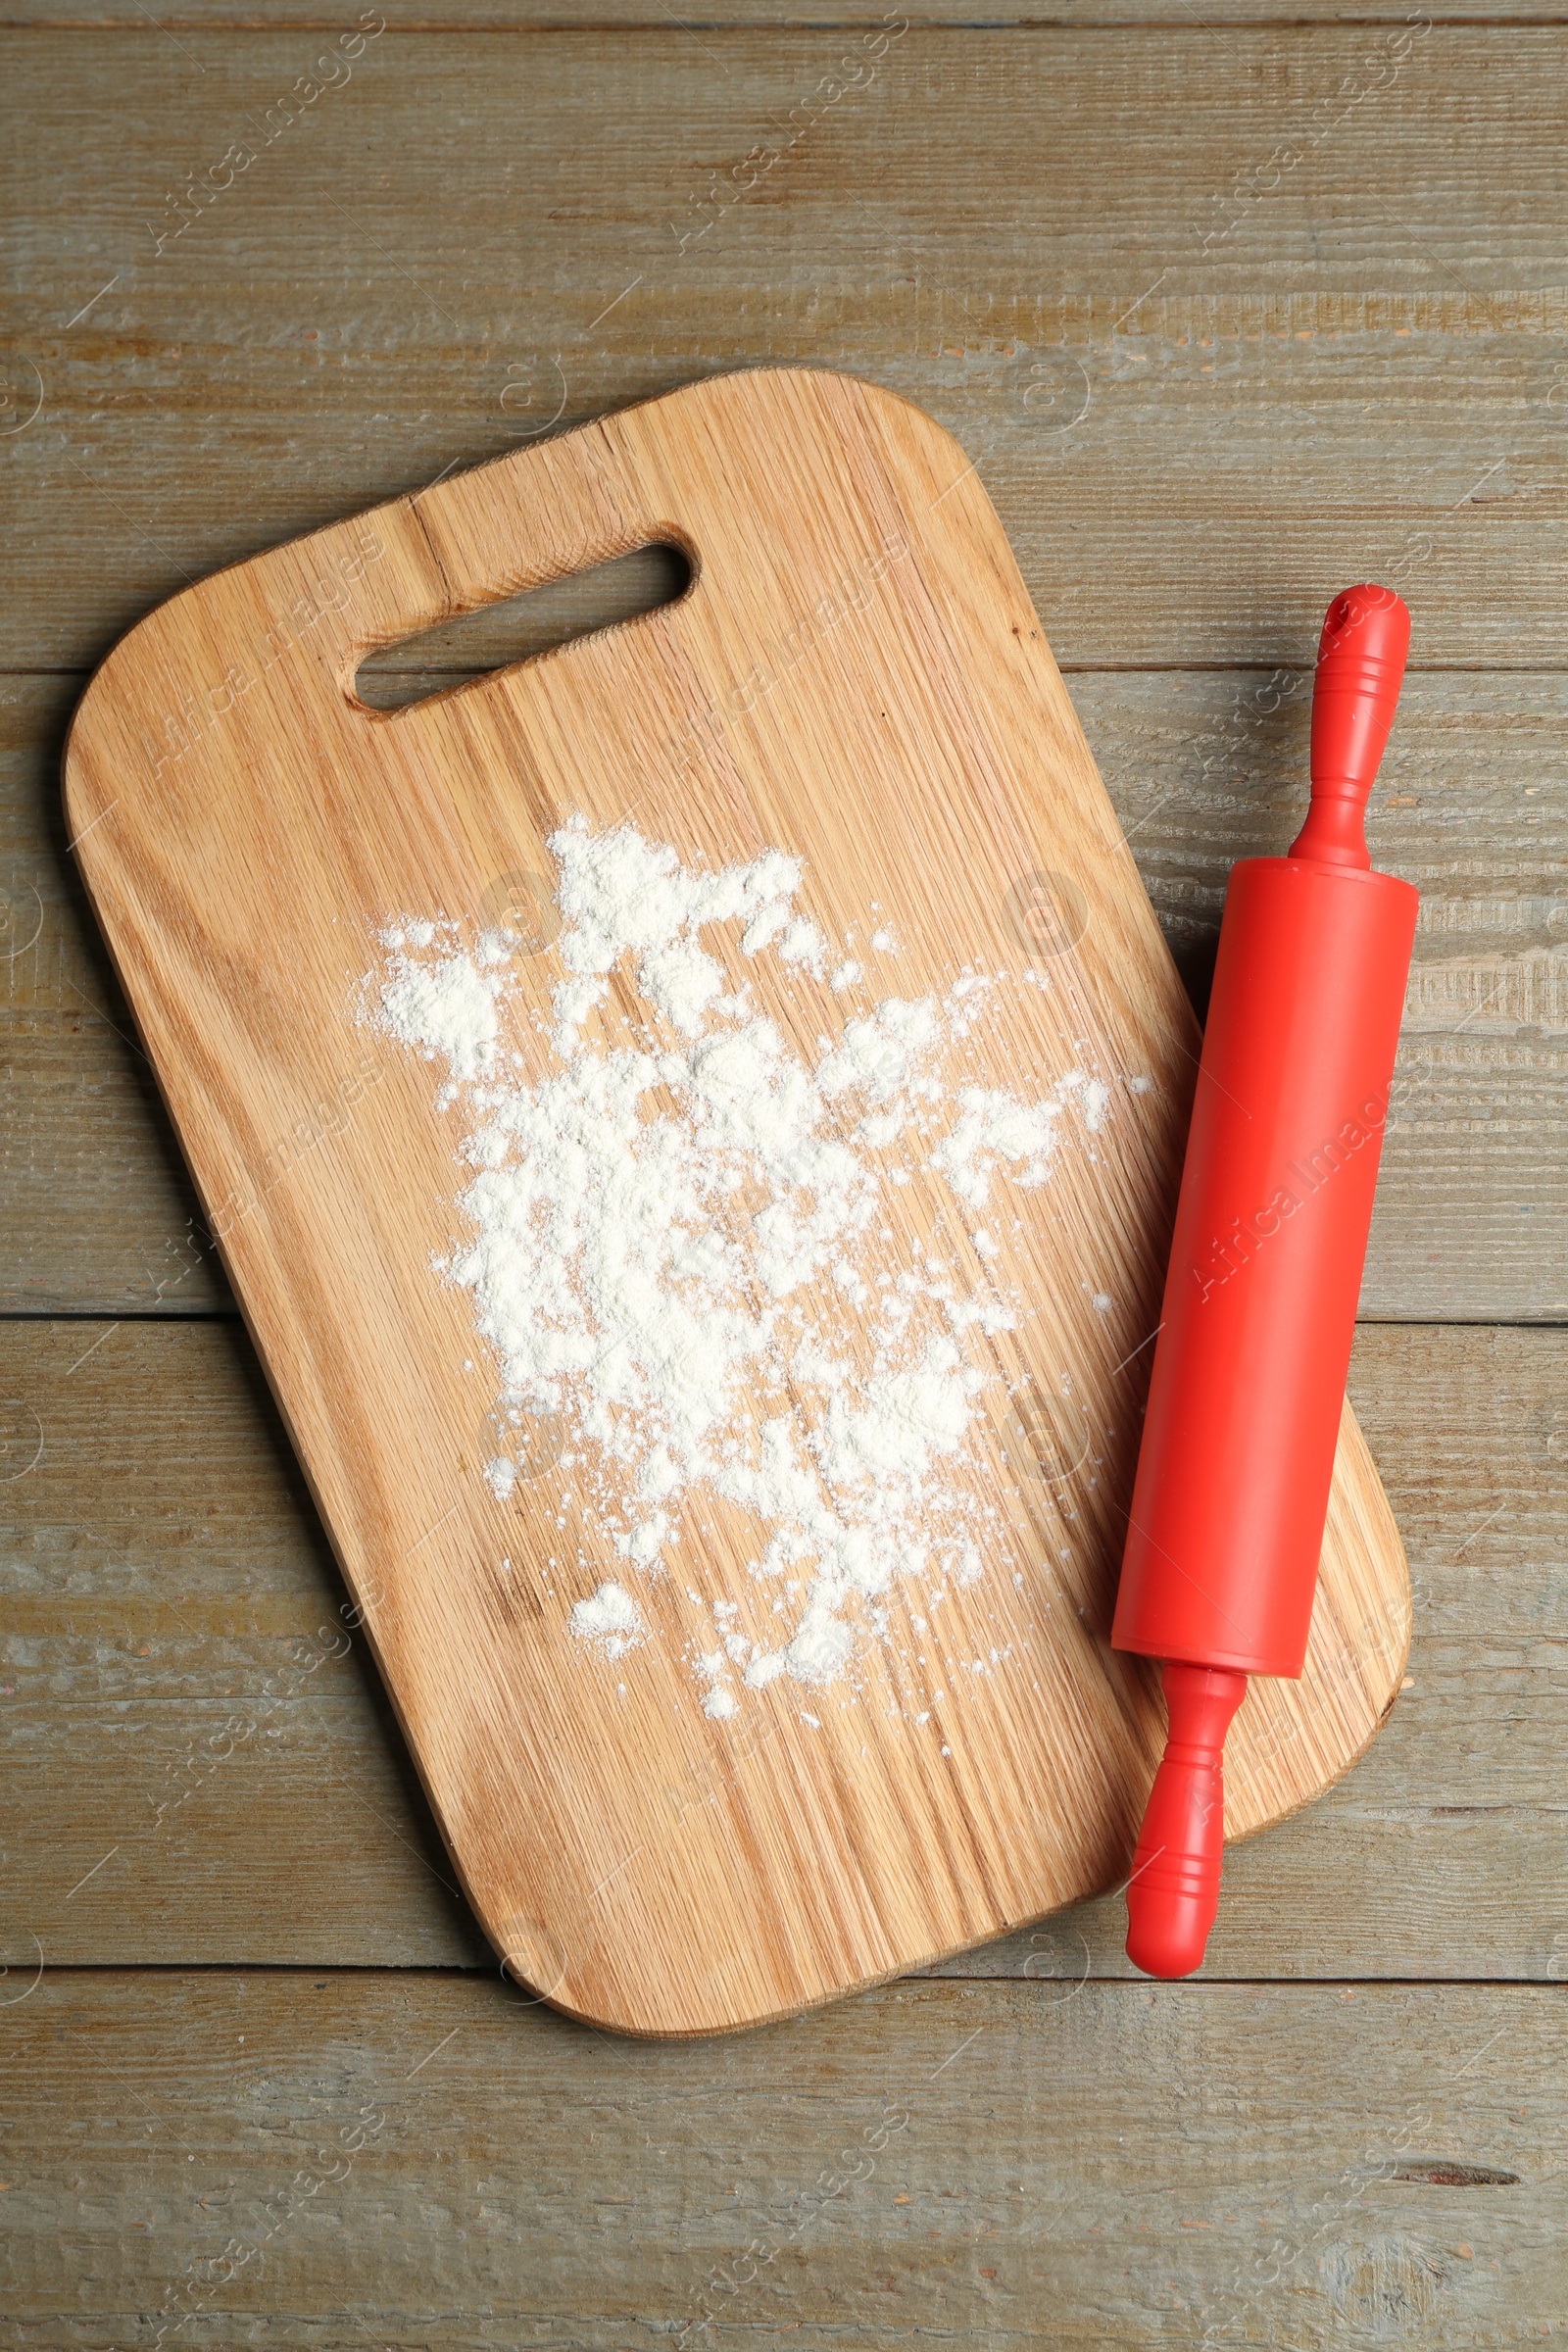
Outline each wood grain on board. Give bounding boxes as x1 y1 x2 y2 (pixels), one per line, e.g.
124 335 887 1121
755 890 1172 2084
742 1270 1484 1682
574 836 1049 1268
2 1971 1559 2348
9 669 1566 1319
6 31 1568 670
0 1319 1558 1979
61 367 1409 2033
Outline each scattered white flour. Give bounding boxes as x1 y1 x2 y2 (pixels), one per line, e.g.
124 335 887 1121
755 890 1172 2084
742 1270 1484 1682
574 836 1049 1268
569 1579 645 1660
369 818 1132 1721
378 940 504 1082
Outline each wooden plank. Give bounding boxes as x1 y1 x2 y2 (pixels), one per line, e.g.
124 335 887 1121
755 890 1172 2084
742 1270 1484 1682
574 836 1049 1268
957 1322 1568 1980
1072 668 1568 1325
7 669 1564 1319
2 1970 1561 2345
5 28 1568 669
2 678 228 1314
3 1316 1562 1978
10 0 1568 26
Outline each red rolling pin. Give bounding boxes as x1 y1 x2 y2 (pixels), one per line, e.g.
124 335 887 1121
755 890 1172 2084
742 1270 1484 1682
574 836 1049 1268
1111 585 1418 1980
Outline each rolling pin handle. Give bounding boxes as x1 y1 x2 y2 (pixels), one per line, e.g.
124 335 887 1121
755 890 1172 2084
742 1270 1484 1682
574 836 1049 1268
1292 584 1411 869
1123 1662 1249 1980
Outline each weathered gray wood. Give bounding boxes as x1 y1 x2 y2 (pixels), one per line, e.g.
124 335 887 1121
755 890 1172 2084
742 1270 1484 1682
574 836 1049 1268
3 5 1562 2330
2 680 228 1313
5 29 1568 668
4 1316 1564 1979
946 1317 1568 1978
7 669 1564 1317
0 1313 480 1966
10 0 1566 25
1 1970 1559 2346
1072 668 1568 1324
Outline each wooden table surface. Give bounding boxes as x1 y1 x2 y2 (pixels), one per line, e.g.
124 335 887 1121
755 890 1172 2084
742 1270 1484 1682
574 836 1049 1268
3 3 1565 2343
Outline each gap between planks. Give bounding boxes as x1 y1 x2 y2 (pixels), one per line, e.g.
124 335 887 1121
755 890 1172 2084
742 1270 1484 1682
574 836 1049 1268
8 11 1568 24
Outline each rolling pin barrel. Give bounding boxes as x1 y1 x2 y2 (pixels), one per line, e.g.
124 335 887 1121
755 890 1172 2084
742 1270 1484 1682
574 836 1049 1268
1111 586 1419 1979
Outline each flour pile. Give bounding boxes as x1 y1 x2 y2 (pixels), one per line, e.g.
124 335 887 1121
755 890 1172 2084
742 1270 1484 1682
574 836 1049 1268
371 820 1124 1719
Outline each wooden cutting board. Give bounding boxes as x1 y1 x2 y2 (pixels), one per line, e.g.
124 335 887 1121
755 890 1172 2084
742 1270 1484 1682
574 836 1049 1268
64 368 1409 2035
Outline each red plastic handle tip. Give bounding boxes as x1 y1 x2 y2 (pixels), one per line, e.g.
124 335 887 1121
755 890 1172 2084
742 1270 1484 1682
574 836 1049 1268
1293 585 1411 869
1124 1663 1249 1980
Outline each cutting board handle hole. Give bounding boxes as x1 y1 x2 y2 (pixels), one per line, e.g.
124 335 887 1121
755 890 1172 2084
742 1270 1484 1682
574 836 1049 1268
353 541 693 712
